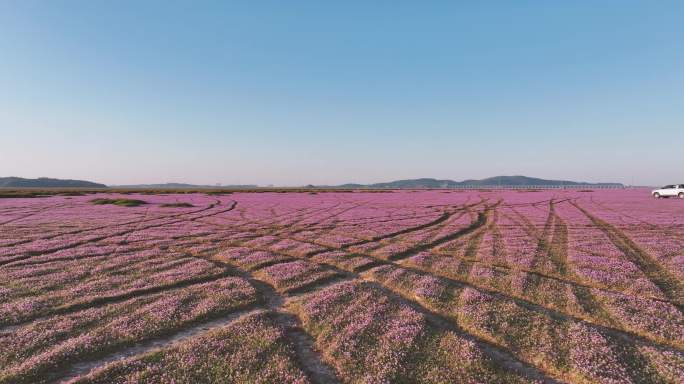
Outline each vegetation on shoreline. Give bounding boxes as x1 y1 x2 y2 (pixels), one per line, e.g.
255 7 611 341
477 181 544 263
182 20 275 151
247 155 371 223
90 198 148 207
160 202 195 208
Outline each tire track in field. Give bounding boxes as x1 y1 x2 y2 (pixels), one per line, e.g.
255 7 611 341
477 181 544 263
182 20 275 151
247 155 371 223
205 202 374 250
352 282 563 384
0 201 218 252
224 198 660 380
15 254 260 382
586 196 684 260
2 248 122 268
272 202 350 228
201 201 372 254
52 307 264 384
0 199 222 249
310 211 453 257
191 205 360 383
317 210 442 228
282 203 368 237
222 200 484 256
243 203 473 259
223 243 561 383
307 199 487 257
0 202 72 226
266 212 446 245
208 203 334 231
0 201 238 267
234 218 684 352
217 202 673 318
197 255 343 384
214 204 360 246
546 204 620 326
37 196 674 383
529 199 557 271
428 238 679 307
432 200 679 308
387 206 490 261
1 254 207 306
588 195 684 238
507 201 620 326
0 271 235 328
54 195 668 380
5 234 216 268
195 206 565 383
573 201 684 308
239 238 683 383
211 199 485 255
451 208 495 280
6 254 264 384
395 209 475 255
14 249 268 383
1 200 492 382
208 202 348 235
497 197 572 209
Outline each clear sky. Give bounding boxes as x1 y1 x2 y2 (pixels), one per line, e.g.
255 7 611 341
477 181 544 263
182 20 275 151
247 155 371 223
1 1 682 186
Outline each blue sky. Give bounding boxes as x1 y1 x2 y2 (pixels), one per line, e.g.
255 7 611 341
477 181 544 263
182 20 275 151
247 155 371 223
1 1 682 186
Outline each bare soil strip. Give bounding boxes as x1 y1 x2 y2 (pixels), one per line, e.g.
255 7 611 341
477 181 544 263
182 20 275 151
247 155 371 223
51 307 263 384
219 265 343 384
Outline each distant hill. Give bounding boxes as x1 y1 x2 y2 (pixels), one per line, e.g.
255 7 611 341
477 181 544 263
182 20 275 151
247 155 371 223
323 176 623 189
457 175 622 187
112 183 258 189
0 175 623 190
365 178 461 189
0 177 107 188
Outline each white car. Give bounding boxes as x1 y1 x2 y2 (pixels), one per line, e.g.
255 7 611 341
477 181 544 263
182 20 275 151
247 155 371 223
652 184 684 198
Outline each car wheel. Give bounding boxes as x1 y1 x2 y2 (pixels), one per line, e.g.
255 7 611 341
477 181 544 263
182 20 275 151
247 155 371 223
654 192 661 198
679 192 684 199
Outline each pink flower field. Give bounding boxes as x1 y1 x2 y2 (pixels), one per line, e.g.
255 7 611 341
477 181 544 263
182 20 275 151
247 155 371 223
1 189 683 383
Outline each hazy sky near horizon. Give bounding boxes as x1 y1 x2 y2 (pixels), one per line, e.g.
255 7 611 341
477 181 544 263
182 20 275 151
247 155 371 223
1 1 683 186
